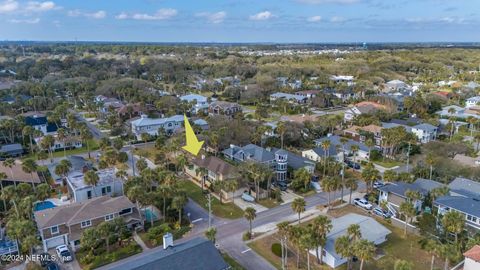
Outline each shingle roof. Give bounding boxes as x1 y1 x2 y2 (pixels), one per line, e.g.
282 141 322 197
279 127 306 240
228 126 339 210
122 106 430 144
378 178 445 198
0 143 23 154
271 147 315 170
131 115 183 127
180 94 208 103
25 115 47 126
413 123 437 132
223 144 275 163
0 160 41 183
434 196 480 218
464 245 480 262
448 177 480 199
103 237 229 270
191 156 236 177
34 196 137 228
324 214 391 261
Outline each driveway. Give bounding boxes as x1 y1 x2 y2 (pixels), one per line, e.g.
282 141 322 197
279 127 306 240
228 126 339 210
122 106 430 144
234 199 268 213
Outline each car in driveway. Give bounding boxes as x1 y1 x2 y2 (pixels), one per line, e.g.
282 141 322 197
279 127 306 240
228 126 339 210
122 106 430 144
373 207 392 218
274 181 288 191
373 181 385 189
353 198 373 210
55 245 73 263
346 160 360 170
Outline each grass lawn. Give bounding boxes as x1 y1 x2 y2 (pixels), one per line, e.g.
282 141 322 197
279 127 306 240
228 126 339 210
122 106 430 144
294 189 317 198
26 139 99 161
222 253 246 270
133 147 159 160
373 159 403 168
178 179 244 219
76 240 142 270
250 205 443 270
258 198 281 209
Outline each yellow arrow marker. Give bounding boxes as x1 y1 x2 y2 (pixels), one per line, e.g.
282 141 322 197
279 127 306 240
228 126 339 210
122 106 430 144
182 114 204 156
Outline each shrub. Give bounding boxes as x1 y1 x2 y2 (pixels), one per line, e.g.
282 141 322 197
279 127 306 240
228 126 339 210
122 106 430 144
242 232 251 241
271 243 282 257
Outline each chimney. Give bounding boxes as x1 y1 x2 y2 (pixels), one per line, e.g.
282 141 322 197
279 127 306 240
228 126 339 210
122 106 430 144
163 233 173 249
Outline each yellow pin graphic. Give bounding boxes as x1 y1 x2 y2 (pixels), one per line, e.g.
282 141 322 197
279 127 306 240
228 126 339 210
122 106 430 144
182 114 204 156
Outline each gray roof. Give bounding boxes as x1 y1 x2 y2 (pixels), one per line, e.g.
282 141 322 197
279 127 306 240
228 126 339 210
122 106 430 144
381 122 412 132
413 123 437 132
270 92 307 102
0 144 23 154
271 147 315 170
104 237 229 270
180 94 207 103
67 168 121 190
324 214 391 261
434 196 480 218
47 156 92 181
223 144 275 163
378 178 445 198
448 177 480 199
314 135 369 153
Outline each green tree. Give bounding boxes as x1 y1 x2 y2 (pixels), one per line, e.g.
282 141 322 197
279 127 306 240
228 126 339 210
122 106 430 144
291 197 306 224
345 178 358 204
244 207 257 238
399 201 416 236
35 183 51 201
320 139 331 176
312 215 332 265
205 227 217 244
80 126 93 159
171 194 188 225
353 239 376 270
57 128 68 157
361 162 379 192
441 211 465 244
299 228 317 270
293 168 311 191
97 221 115 253
335 235 353 270
84 171 99 196
21 158 37 191
394 259 413 270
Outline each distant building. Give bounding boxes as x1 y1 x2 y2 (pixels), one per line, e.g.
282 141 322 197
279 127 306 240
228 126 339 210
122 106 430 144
330 75 355 86
344 101 386 122
466 96 480 108
385 80 409 91
180 94 209 114
411 123 438 143
131 115 183 140
0 144 23 158
208 101 242 118
0 160 42 186
25 114 58 135
66 169 124 202
270 92 308 104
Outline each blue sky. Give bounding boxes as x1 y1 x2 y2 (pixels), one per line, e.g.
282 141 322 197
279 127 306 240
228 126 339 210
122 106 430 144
0 0 479 42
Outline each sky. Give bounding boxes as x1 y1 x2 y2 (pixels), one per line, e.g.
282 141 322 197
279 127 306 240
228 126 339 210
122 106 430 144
0 0 479 43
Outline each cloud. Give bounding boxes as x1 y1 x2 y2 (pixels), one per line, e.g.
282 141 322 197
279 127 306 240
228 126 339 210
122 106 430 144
296 0 360 4
196 11 226 24
116 8 178 20
25 1 56 12
68 9 106 19
9 17 40 23
307 15 322 22
330 16 346 23
0 0 18 13
249 11 274 21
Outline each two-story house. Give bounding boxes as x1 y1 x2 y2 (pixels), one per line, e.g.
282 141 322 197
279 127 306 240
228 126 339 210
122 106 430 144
25 114 58 135
343 124 384 147
270 92 308 104
34 196 142 251
223 144 276 168
466 96 480 108
180 94 210 114
66 168 124 202
131 114 183 140
411 123 438 143
208 101 242 118
303 135 370 162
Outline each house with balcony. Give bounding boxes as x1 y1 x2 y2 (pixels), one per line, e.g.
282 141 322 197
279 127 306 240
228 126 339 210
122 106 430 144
34 196 142 251
411 123 438 143
66 168 124 202
131 114 183 140
24 113 58 135
306 135 370 161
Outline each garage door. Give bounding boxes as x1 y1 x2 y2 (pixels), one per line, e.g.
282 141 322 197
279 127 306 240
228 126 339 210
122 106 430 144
46 235 66 249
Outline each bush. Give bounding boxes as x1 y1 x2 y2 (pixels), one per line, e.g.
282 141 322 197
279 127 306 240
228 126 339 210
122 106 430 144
242 232 251 241
271 243 282 257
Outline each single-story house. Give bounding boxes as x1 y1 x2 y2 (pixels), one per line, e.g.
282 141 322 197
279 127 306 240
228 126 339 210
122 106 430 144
34 196 142 252
311 213 391 269
0 160 42 186
308 135 370 161
270 92 308 104
0 144 23 158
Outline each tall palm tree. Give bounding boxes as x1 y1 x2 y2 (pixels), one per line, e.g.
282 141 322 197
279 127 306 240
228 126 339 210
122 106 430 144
321 176 335 209
21 158 37 191
354 239 376 270
40 135 55 162
299 228 317 270
22 126 34 155
320 139 331 177
345 178 358 204
1 185 19 216
57 128 68 157
3 158 16 182
291 197 306 224
441 211 464 244
172 194 188 225
347 224 362 242
277 122 286 149
157 184 173 222
420 238 440 270
35 183 51 201
80 126 93 159
425 153 436 180
335 235 353 270
0 172 7 211
195 167 208 192
244 207 257 238
399 201 416 236
277 221 290 269
351 144 359 164
312 215 332 265
84 171 99 197
339 137 348 200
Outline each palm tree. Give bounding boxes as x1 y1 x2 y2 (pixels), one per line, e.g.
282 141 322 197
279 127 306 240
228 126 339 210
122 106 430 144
383 170 397 183
172 194 188 225
441 211 464 244
97 221 114 253
40 135 55 162
353 239 376 270
136 158 148 173
57 128 68 157
320 139 331 176
361 162 379 192
347 224 362 242
365 138 374 160
425 153 436 180
291 197 306 224
22 126 34 154
195 167 208 192
351 144 359 164
84 171 99 197
157 184 173 222
224 179 239 203
321 176 335 209
0 172 7 211
277 122 286 149
36 183 51 201
420 238 440 270
399 201 416 236
277 221 290 269
345 178 358 204
430 186 450 202
335 235 353 270
1 185 18 215
312 215 332 265
80 126 93 159
3 158 15 182
205 227 217 244
299 228 317 270
21 158 37 191
244 207 257 238
394 260 413 270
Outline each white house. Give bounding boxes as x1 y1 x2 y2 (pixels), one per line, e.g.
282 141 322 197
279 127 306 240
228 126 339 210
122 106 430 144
180 94 209 114
34 136 83 152
66 169 124 202
386 80 409 91
131 115 183 140
466 96 480 108
310 213 391 269
330 75 355 86
411 123 438 143
463 245 480 270
270 92 307 104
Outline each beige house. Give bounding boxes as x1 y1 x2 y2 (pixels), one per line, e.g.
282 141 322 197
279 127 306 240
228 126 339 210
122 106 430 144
34 196 142 252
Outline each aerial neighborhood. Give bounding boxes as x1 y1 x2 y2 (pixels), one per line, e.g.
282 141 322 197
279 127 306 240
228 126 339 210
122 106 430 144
1 43 480 270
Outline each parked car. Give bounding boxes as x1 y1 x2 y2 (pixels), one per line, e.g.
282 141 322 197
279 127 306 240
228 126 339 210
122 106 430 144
373 207 392 218
55 245 73 263
363 193 379 205
353 198 373 210
346 160 360 170
45 262 60 270
373 181 385 189
274 181 288 191
241 192 255 202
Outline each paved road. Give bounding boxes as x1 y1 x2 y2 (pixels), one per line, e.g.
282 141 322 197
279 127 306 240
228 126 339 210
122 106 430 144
72 111 105 139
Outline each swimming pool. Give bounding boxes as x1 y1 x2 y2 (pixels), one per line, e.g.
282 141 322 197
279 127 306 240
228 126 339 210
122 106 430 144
34 201 56 212
144 208 158 222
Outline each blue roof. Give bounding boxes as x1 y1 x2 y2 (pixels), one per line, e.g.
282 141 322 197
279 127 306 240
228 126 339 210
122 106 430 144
25 115 48 126
223 144 275 163
448 177 480 200
435 196 480 218
378 178 444 198
193 119 208 126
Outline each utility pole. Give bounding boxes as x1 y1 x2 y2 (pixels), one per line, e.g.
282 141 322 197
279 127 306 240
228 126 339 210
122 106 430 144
207 193 212 228
406 142 411 172
130 141 136 177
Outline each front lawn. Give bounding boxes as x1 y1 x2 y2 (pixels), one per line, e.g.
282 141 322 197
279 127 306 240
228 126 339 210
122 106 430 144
138 222 191 248
76 240 142 270
26 139 100 161
373 159 403 168
178 179 244 219
258 198 281 209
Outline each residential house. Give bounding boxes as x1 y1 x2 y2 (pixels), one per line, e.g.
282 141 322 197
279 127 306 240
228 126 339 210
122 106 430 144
193 119 209 131
66 168 124 202
223 144 276 168
34 135 83 152
185 155 238 201
344 101 386 122
463 245 480 270
107 237 229 270
311 213 391 269
47 156 93 184
378 178 444 216
34 195 142 251
288 80 302 90
25 114 58 135
0 143 23 158
311 135 371 161
324 88 360 102
343 124 383 147
276 77 289 87
95 96 124 114
465 82 480 90
208 101 242 118
411 123 438 143
0 229 18 257
330 75 355 86
295 90 321 99
0 160 42 186
180 94 209 114
270 92 308 104
269 147 316 176
385 80 409 91
131 114 183 140
466 96 480 108
116 103 146 119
